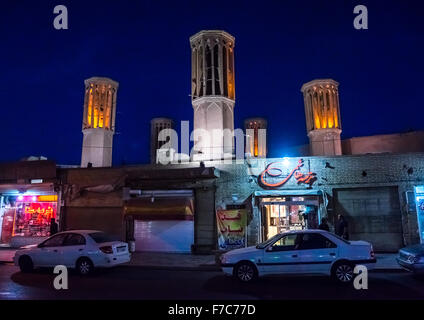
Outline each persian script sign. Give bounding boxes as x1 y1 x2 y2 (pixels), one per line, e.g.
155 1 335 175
258 159 317 189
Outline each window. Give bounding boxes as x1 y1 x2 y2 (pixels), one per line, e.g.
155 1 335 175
41 233 67 247
256 234 281 249
300 233 336 250
270 234 302 252
89 232 117 244
63 233 86 246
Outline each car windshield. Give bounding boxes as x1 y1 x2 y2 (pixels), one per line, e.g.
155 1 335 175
256 234 282 249
88 232 118 243
329 233 351 245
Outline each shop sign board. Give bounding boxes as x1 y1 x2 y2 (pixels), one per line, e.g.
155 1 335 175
257 159 317 189
216 209 247 250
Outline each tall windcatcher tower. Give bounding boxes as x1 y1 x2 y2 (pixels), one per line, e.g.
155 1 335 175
244 118 267 158
301 79 342 156
190 30 235 161
150 118 174 164
81 77 119 167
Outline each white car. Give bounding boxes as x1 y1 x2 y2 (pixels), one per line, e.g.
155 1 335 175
14 230 131 275
220 230 376 283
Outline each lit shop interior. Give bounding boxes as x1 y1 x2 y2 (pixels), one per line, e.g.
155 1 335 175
0 193 58 245
258 194 323 241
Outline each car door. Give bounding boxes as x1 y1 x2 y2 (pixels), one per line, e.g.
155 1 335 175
298 232 338 274
36 233 68 267
261 233 302 275
61 233 87 268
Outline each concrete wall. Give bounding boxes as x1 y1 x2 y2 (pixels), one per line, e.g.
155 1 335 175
342 131 424 155
285 131 424 157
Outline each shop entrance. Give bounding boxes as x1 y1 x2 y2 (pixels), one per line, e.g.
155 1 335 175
259 195 321 241
0 194 58 244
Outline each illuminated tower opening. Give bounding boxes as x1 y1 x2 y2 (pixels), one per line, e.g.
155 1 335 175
301 79 342 156
190 30 235 161
81 77 119 167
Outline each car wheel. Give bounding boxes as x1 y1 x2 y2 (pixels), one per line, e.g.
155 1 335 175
332 261 354 284
19 255 34 273
76 258 93 276
234 262 257 283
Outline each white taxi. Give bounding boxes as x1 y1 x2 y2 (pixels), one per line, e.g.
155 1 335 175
220 230 376 283
14 230 131 275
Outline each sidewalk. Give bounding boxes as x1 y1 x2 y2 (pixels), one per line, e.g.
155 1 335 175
0 248 403 272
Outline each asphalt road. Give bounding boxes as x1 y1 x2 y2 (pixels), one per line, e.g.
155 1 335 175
0 264 423 300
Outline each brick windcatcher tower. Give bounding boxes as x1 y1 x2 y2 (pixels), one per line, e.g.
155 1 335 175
190 30 235 161
301 79 342 156
81 77 119 167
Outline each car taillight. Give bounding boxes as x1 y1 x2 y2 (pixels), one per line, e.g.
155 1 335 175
100 246 113 254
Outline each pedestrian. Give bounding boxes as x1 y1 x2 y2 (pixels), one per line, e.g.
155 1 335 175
335 214 349 240
318 217 330 231
50 218 58 235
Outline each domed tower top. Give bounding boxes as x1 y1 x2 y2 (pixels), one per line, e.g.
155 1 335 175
301 79 341 132
82 77 119 132
190 30 235 101
301 79 342 156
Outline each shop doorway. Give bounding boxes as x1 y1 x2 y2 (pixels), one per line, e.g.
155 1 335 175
0 194 58 244
259 195 320 241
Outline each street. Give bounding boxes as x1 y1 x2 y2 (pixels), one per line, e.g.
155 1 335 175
0 264 423 300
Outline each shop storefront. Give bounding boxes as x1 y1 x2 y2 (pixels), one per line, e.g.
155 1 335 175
0 194 58 245
0 160 59 247
255 190 325 241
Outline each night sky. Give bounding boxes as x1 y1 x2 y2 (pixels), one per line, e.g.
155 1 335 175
1 0 423 165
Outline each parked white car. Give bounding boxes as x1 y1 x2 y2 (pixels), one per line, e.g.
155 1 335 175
14 230 131 275
220 230 376 283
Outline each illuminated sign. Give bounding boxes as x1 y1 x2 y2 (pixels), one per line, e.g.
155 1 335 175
24 202 56 222
258 159 317 189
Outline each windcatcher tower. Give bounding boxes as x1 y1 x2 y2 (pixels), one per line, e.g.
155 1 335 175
190 30 235 160
244 118 267 158
81 77 119 167
150 118 174 164
301 79 342 156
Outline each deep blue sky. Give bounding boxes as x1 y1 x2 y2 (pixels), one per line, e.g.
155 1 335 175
1 0 423 165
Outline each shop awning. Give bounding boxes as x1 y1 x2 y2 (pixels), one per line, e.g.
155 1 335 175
254 189 323 197
124 197 194 220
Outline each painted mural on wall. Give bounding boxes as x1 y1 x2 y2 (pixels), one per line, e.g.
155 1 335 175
216 209 247 250
250 158 317 189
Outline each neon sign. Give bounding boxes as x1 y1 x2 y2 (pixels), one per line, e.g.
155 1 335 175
258 159 317 189
23 203 56 223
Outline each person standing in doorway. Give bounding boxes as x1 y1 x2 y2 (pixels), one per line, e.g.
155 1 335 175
336 214 349 240
318 217 330 231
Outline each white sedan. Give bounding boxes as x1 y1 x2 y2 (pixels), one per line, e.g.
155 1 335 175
220 230 376 283
14 230 131 275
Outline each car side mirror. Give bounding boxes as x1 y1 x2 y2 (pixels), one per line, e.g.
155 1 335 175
266 246 273 252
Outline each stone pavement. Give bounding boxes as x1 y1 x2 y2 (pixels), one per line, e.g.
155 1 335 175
0 248 403 271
